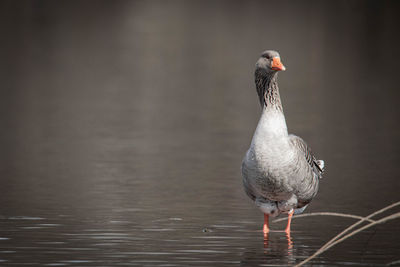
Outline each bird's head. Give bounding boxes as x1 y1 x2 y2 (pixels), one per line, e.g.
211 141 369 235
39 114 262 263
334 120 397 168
255 50 286 77
254 50 286 107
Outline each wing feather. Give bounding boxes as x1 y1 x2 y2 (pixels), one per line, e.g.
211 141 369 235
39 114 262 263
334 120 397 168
289 134 324 179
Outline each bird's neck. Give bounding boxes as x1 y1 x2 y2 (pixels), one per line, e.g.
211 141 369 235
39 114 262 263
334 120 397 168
256 73 283 112
252 72 288 143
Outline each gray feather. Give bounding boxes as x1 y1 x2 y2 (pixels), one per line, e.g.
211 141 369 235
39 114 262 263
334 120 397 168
289 134 324 179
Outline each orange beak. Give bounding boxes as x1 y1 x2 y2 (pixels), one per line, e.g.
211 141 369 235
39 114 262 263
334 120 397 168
271 57 286 71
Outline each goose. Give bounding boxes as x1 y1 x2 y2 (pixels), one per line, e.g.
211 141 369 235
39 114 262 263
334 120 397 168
241 50 324 234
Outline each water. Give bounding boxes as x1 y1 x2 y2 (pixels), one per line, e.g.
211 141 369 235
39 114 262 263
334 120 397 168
1 1 400 266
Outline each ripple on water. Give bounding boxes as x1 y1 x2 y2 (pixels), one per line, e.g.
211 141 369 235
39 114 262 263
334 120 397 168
120 252 178 255
152 217 183 222
58 260 95 264
210 224 243 228
175 249 229 254
191 235 249 239
8 216 45 220
143 228 176 232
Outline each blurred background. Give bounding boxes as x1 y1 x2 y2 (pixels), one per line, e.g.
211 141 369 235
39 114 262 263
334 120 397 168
0 0 399 266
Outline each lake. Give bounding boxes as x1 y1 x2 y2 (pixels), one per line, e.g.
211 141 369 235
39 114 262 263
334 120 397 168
0 1 399 266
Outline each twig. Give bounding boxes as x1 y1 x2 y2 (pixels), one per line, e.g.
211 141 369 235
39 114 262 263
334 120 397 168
387 259 400 266
295 212 400 267
319 201 400 252
272 212 375 223
298 213 400 266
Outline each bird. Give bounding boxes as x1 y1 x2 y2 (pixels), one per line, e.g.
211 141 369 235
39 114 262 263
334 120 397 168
241 50 324 235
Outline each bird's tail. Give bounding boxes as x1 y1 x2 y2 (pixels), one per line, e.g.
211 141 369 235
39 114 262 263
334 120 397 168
315 160 325 179
316 160 324 171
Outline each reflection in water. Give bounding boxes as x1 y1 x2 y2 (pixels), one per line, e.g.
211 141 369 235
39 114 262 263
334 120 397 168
1 0 400 266
286 232 293 252
263 231 294 265
0 212 398 266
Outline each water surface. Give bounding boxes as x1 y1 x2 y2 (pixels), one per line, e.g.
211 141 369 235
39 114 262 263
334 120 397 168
1 1 399 266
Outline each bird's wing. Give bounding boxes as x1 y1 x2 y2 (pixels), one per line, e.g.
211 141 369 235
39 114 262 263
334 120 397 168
289 134 324 178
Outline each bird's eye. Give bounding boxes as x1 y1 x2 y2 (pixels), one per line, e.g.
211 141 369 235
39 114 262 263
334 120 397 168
264 54 271 59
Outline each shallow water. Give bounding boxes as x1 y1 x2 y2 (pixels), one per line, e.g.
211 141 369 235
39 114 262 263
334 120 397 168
1 1 400 266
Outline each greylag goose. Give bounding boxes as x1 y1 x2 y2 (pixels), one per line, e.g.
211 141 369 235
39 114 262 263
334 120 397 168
241 50 324 234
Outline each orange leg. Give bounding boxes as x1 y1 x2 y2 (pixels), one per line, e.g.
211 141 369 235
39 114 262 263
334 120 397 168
285 209 294 234
263 213 270 234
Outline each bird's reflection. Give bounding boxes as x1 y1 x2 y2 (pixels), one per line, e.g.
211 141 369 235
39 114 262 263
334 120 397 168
240 230 306 266
263 231 293 254
263 232 269 248
261 231 296 266
286 232 293 252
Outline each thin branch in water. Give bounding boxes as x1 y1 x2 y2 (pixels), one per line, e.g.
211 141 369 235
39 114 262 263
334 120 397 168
272 212 375 223
295 212 400 267
318 201 400 252
295 201 400 266
387 259 400 266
